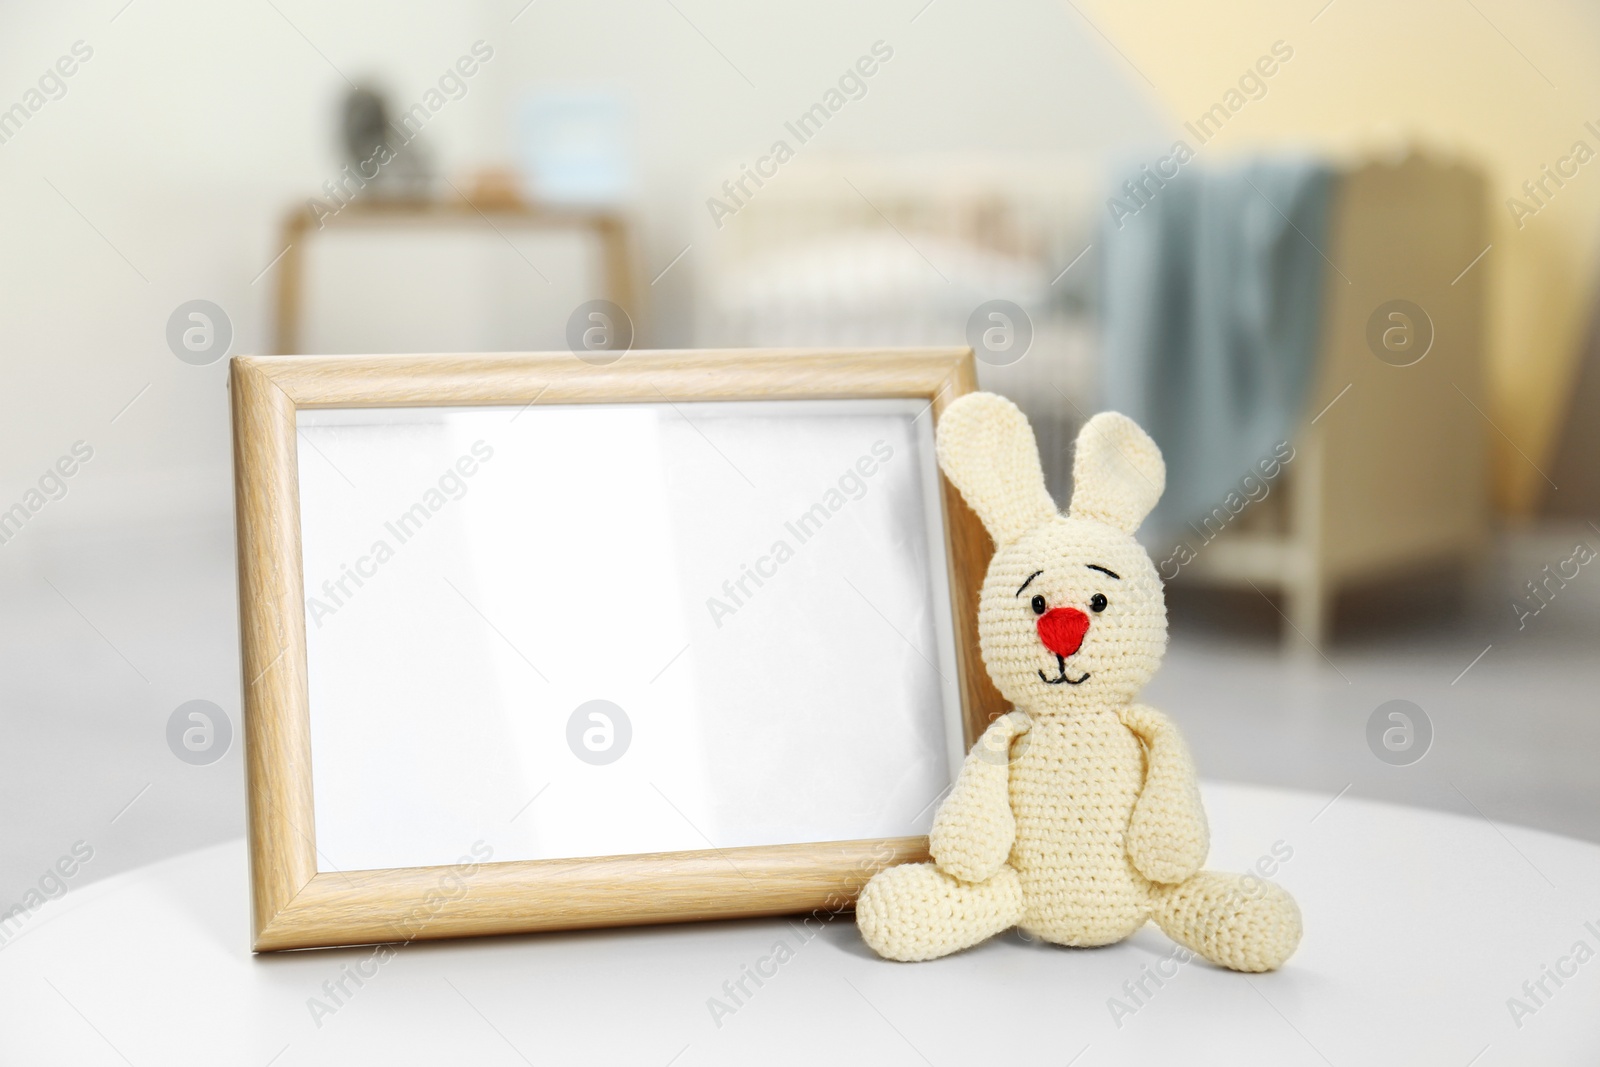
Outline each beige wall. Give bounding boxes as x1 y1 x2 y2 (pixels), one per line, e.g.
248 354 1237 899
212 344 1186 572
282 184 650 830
1079 0 1600 514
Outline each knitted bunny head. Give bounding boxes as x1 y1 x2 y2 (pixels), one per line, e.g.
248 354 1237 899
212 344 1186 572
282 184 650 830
937 393 1168 715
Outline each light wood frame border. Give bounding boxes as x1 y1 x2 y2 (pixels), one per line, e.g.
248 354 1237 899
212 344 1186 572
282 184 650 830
232 347 1004 952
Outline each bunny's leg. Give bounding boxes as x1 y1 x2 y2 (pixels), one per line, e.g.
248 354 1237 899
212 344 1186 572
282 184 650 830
1148 870 1302 972
855 862 1024 962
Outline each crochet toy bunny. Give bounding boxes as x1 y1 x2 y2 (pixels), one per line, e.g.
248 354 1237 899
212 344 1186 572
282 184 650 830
855 393 1301 972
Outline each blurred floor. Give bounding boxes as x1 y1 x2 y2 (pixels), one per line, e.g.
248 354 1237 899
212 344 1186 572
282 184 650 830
1156 521 1600 845
1 520 1594 909
0 517 242 915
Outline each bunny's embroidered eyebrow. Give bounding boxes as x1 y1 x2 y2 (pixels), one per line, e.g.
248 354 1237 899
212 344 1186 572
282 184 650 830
1087 564 1121 580
1015 570 1044 596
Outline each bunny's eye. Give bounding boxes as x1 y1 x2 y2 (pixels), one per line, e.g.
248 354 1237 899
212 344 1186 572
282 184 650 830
1090 593 1108 613
1030 594 1047 615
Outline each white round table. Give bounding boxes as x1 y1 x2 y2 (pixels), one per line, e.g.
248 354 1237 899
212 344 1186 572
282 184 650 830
3 783 1596 1065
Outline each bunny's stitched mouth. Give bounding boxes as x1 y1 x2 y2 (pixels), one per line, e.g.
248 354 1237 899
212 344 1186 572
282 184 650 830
1038 655 1089 685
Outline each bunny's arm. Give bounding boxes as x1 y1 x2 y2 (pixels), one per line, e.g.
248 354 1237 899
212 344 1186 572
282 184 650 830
927 710 1031 883
1118 703 1209 884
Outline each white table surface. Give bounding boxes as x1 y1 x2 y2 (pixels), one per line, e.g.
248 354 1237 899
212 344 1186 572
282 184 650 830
3 782 1597 1066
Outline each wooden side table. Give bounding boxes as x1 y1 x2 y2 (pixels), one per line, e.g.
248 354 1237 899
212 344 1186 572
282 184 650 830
273 197 635 355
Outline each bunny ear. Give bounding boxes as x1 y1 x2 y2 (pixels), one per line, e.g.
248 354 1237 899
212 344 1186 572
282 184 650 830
1067 412 1165 534
935 392 1058 545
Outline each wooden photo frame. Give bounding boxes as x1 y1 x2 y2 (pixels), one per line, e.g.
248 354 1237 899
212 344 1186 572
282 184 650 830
232 347 1002 951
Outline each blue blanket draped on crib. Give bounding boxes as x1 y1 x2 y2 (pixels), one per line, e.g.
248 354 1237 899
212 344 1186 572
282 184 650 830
1100 156 1337 543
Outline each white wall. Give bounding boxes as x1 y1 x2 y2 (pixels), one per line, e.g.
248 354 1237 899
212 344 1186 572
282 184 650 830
0 0 1166 534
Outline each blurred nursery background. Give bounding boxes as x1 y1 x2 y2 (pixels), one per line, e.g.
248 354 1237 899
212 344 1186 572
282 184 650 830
1 0 1597 908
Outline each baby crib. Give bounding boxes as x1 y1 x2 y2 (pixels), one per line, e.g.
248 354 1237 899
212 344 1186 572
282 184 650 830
695 151 1490 646
695 154 1101 504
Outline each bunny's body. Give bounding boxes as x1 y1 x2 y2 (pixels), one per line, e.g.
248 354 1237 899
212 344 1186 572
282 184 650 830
856 395 1301 972
1010 708 1152 945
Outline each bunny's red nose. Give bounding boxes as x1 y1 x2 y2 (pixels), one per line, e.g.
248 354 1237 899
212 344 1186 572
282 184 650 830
1037 607 1090 658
